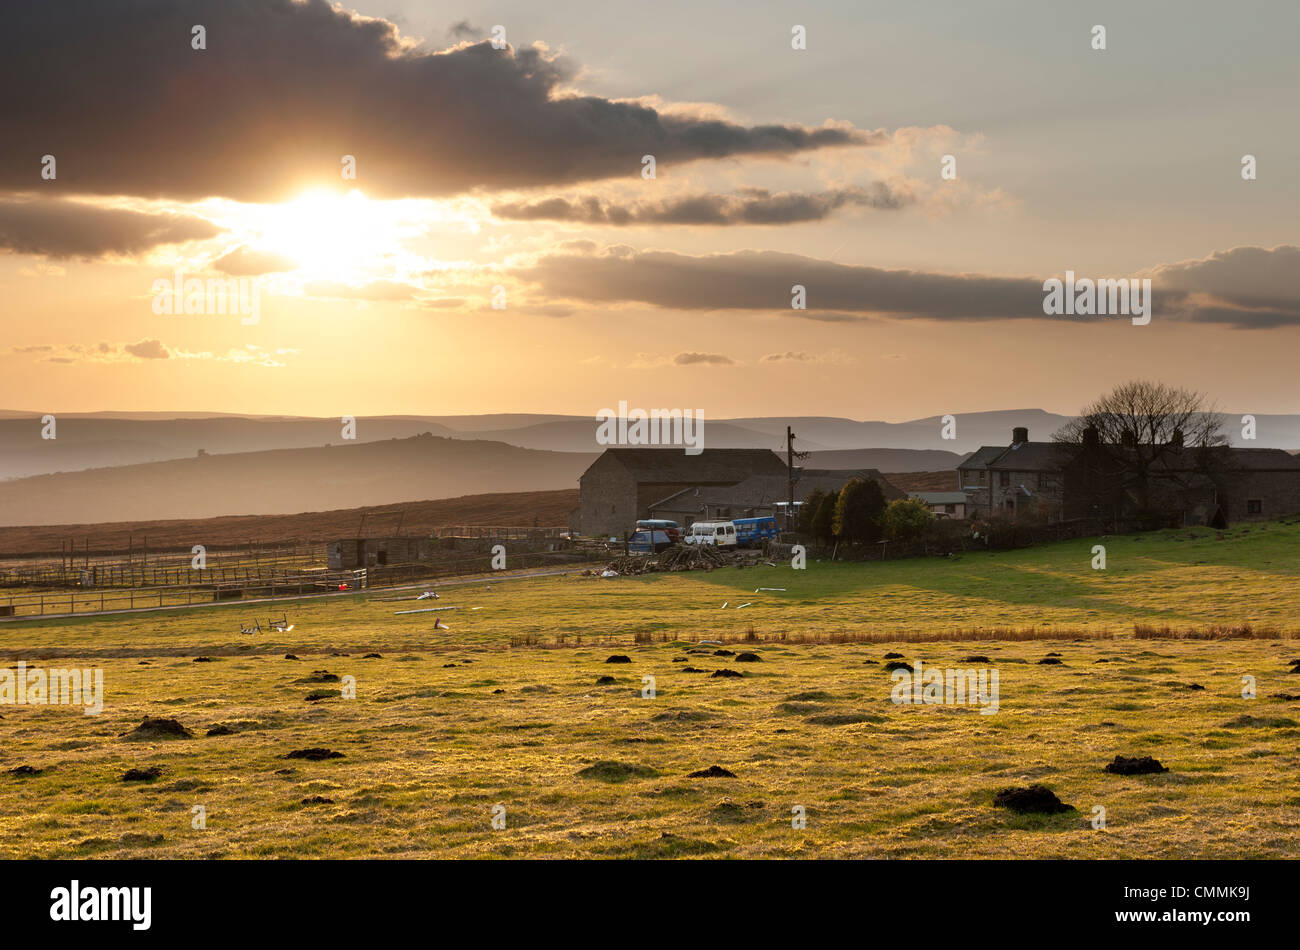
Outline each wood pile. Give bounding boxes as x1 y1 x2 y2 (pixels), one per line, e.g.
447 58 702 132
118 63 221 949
601 544 729 575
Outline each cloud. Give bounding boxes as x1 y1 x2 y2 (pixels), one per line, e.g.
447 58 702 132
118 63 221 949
447 20 483 40
761 351 816 362
513 245 1044 319
673 352 734 365
1146 245 1300 329
215 246 299 276
513 243 1300 328
10 340 288 366
123 339 170 360
491 184 912 226
0 196 219 258
0 0 872 202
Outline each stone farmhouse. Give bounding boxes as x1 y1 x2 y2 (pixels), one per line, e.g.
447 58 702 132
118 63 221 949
959 426 1300 526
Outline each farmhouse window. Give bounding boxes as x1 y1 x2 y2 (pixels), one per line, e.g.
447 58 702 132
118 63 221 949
1247 499 1263 514
999 472 1010 488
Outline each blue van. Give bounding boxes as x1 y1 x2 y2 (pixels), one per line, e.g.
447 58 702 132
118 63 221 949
733 516 779 548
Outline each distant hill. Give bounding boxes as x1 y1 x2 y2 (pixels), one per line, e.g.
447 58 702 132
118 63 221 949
0 489 579 558
4 409 1297 480
806 448 968 472
0 435 594 527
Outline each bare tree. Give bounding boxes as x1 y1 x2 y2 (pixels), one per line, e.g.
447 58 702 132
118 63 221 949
1053 380 1228 516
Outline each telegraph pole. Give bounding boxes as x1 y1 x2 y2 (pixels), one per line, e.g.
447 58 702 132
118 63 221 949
787 426 795 531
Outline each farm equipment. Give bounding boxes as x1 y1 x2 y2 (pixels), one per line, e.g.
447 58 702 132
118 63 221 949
268 612 294 633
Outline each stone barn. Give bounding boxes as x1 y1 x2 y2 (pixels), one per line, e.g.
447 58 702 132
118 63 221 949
575 448 787 538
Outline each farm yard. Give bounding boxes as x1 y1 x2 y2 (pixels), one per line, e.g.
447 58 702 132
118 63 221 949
1 520 1298 859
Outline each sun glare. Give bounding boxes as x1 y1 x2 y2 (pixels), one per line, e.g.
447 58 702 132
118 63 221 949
253 189 409 279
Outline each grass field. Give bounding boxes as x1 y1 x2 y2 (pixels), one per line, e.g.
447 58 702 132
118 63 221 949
1 520 1298 858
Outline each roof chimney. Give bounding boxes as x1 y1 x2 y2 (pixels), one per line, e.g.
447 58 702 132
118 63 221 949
1012 426 1028 444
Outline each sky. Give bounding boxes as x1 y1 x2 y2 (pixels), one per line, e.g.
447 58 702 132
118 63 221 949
1 0 1298 421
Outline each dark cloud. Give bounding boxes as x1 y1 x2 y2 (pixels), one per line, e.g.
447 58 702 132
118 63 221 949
491 184 912 226
513 244 1300 328
1150 245 1300 329
215 246 299 276
673 352 734 365
761 351 816 362
124 339 170 360
0 0 871 203
447 20 482 40
513 246 1044 319
0 196 219 258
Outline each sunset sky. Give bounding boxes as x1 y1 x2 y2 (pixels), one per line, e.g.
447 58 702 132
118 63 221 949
2 0 1298 420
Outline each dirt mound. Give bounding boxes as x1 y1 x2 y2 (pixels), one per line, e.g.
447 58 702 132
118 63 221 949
295 670 339 683
300 796 335 805
193 656 217 663
651 710 714 722
122 766 163 782
713 649 736 657
964 655 991 663
595 675 616 685
9 765 43 776
711 669 743 678
1037 657 1063 665
362 653 382 659
993 785 1074 814
283 748 344 761
883 652 904 659
687 765 736 778
605 655 632 664
205 725 234 736
284 654 300 660
734 652 762 663
121 717 193 741
305 690 337 702
1104 755 1168 775
576 760 658 783
882 660 912 672
806 713 880 726
1220 715 1297 728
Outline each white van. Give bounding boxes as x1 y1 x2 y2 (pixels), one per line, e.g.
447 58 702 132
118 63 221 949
685 521 737 548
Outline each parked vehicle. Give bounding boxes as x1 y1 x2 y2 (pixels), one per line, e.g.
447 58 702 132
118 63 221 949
636 519 682 543
684 521 737 548
628 529 674 554
733 516 778 547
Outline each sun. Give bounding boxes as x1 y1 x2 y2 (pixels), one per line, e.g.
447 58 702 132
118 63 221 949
252 189 405 279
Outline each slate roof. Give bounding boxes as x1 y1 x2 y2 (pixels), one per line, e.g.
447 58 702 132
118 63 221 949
595 448 786 482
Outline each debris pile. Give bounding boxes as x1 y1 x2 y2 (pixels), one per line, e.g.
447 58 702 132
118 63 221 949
598 544 731 575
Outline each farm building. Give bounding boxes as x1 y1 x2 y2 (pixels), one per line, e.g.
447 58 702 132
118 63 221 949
646 468 905 527
327 537 433 570
909 491 971 519
959 426 1300 525
573 448 788 537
